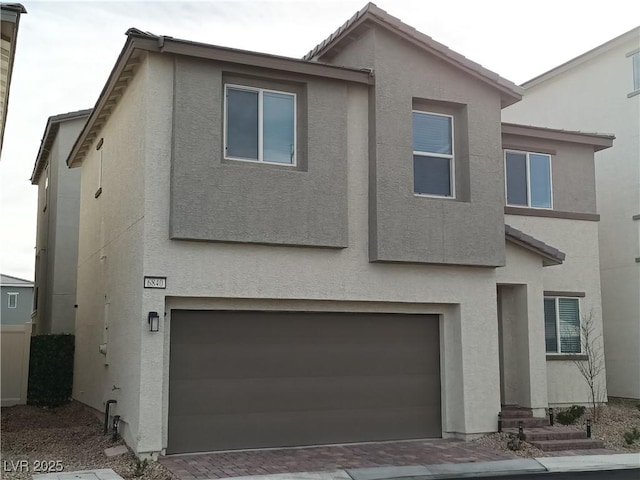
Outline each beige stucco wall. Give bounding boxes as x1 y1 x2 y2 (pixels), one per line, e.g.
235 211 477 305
503 31 640 399
73 56 148 451
505 215 607 406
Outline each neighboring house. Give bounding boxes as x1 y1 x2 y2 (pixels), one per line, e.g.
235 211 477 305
30 109 91 334
503 27 640 400
65 3 612 457
0 3 26 157
0 273 33 324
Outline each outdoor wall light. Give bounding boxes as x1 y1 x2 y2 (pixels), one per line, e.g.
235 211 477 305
148 311 160 332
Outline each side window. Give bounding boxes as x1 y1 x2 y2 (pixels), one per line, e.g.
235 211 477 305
95 138 104 198
505 150 552 209
224 85 296 165
412 111 454 197
632 52 640 93
544 297 581 354
7 292 18 309
43 167 49 211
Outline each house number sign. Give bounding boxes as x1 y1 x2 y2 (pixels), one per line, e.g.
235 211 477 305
144 276 166 289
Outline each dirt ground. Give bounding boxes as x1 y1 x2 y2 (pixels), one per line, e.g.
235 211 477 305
1 402 174 480
1 398 639 480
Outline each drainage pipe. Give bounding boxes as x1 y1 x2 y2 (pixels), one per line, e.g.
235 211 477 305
104 400 117 435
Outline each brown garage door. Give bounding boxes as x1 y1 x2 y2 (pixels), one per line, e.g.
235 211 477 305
168 310 441 454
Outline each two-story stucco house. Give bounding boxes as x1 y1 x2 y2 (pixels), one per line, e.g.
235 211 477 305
31 109 91 334
504 26 640 400
66 3 612 457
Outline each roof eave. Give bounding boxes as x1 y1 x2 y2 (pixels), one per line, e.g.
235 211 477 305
68 29 375 168
505 224 566 267
522 26 640 89
502 122 615 151
305 4 522 106
0 3 26 157
67 37 142 168
31 109 92 184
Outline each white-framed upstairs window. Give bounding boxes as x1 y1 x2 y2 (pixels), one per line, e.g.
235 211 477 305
505 150 553 209
7 292 18 309
224 84 296 165
544 297 581 354
412 111 455 198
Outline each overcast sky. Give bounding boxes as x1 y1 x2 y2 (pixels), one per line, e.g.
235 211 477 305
1 0 638 281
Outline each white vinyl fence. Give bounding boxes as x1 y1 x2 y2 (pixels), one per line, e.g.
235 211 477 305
1 322 32 406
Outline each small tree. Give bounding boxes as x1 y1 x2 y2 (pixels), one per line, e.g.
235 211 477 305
573 310 606 422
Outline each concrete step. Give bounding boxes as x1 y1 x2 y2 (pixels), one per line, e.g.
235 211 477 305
500 406 534 418
502 416 548 428
529 438 604 451
504 427 586 441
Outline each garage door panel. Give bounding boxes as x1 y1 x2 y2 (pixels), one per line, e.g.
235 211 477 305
168 310 441 453
170 406 440 453
169 343 435 379
170 374 436 415
171 311 433 345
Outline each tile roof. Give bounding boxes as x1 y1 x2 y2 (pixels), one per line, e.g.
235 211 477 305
505 224 566 266
303 2 522 106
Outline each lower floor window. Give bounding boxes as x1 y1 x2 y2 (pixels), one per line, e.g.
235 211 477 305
544 297 581 353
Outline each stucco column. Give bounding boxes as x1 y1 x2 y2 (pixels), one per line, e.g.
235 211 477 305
442 286 501 438
460 291 502 435
135 291 166 457
524 283 549 416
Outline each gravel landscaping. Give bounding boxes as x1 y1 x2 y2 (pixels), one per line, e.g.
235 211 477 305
474 397 640 456
1 402 174 480
581 397 640 452
2 398 639 480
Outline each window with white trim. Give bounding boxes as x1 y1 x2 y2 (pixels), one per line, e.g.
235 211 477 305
544 297 581 354
224 84 296 165
413 111 454 197
7 292 18 309
505 150 552 209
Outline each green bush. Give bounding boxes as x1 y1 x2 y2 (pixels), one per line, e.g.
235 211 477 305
623 427 640 445
556 405 586 425
27 334 75 407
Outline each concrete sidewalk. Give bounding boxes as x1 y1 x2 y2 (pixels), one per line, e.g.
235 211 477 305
32 454 639 480
218 454 639 480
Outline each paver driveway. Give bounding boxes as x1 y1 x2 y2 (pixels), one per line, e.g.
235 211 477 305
159 439 516 480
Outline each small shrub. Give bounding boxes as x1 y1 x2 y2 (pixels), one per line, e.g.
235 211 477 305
506 434 522 451
623 427 640 446
636 403 640 411
556 405 586 425
133 458 149 477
